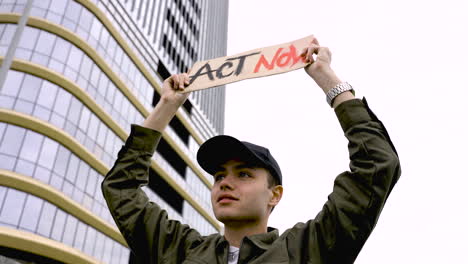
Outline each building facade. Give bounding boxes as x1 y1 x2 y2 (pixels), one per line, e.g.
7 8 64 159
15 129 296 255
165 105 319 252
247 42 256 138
0 0 228 263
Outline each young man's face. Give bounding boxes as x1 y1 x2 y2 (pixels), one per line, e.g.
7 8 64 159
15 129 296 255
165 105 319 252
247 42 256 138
210 159 282 225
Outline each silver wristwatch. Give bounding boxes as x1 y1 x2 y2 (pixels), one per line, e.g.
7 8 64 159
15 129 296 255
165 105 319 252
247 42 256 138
326 82 354 107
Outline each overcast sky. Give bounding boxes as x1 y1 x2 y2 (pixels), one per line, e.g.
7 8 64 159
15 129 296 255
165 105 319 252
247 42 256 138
224 0 468 263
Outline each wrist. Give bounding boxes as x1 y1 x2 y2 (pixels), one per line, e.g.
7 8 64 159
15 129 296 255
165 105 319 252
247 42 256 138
310 67 341 93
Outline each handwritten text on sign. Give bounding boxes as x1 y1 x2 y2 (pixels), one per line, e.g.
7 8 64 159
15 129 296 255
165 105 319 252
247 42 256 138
183 35 314 93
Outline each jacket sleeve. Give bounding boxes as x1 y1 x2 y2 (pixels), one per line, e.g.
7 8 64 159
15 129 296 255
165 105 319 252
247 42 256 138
101 125 201 263
288 98 401 263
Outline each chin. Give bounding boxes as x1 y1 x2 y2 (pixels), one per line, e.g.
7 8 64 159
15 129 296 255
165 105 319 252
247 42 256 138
214 209 258 224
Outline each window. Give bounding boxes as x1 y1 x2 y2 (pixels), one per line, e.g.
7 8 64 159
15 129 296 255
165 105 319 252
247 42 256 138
19 27 39 50
37 80 58 108
62 214 78 246
0 188 26 226
85 169 98 196
148 166 184 214
84 227 97 256
76 161 89 191
37 138 59 169
18 75 41 102
36 31 56 56
19 130 43 163
0 125 26 156
52 37 71 63
67 47 83 72
65 155 79 184
34 166 51 184
3 70 23 97
19 194 43 232
53 89 72 116
67 97 82 124
49 0 67 14
74 222 87 251
36 201 56 237
54 145 70 177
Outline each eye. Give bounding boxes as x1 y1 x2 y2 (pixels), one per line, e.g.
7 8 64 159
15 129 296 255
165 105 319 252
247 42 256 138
239 171 251 178
214 174 225 182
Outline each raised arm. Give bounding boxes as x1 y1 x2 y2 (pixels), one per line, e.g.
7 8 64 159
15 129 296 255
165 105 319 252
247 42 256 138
101 74 201 263
287 38 401 263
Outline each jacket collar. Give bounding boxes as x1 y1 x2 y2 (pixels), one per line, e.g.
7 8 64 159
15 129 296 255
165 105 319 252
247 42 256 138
216 227 279 251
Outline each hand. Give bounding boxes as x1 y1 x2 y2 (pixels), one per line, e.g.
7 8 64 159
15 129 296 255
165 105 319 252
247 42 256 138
142 73 191 131
300 37 341 93
160 73 191 106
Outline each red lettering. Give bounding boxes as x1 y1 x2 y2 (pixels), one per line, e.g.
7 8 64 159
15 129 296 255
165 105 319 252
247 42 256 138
277 50 291 67
253 45 305 73
253 48 283 73
289 45 305 66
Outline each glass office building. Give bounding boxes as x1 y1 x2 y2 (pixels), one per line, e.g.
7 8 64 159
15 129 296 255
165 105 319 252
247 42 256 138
0 0 228 263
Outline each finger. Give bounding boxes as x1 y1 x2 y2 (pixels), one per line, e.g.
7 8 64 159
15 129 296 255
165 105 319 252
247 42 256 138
182 73 190 86
311 36 320 46
172 74 181 90
317 46 331 62
306 46 319 63
300 47 307 57
177 74 185 89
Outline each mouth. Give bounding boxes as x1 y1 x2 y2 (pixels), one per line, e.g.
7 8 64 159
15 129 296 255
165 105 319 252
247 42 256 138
217 194 239 203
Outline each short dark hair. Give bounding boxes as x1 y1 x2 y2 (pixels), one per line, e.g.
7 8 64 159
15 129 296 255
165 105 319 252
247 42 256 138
266 170 279 188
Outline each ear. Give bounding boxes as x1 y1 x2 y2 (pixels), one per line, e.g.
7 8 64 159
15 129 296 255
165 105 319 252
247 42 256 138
269 185 283 207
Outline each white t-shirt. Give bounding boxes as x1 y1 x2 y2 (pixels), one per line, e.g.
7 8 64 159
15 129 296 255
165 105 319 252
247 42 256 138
228 246 240 264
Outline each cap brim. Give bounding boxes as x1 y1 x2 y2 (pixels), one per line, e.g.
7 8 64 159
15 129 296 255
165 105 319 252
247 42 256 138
197 135 263 175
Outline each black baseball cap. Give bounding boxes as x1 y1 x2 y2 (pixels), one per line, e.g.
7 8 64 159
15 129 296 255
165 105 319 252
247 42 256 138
197 135 282 185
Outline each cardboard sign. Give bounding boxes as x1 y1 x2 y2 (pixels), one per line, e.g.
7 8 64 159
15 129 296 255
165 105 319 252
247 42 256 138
183 35 314 93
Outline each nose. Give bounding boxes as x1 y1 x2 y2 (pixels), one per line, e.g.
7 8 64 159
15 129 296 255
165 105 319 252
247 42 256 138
219 175 234 191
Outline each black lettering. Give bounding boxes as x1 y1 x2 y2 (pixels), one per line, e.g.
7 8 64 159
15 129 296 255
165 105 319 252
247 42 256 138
216 61 234 79
189 63 215 84
227 52 261 76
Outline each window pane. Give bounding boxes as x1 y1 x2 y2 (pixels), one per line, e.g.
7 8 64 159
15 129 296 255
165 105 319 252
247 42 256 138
53 89 72 116
37 81 58 108
18 27 38 50
51 37 71 63
33 166 51 184
18 74 41 102
78 107 91 131
74 221 87 251
83 227 96 256
51 209 66 241
19 194 43 232
19 130 43 162
0 188 26 225
13 99 34 115
0 125 26 156
65 154 79 183
0 154 16 170
65 1 82 23
67 97 82 124
102 237 113 263
62 214 77 246
76 161 89 191
2 70 23 97
37 137 58 169
49 0 67 14
67 47 83 71
87 115 99 139
85 169 98 196
15 159 35 177
0 25 15 45
93 232 105 260
36 31 56 56
54 145 70 177
37 200 56 237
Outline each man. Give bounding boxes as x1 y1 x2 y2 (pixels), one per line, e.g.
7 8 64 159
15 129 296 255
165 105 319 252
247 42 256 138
102 37 401 263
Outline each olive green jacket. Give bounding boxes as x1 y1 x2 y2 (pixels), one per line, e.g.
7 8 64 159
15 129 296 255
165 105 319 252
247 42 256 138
102 98 401 263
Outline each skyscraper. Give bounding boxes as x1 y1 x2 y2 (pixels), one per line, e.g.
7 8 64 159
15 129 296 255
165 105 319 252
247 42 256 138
0 0 228 263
